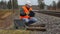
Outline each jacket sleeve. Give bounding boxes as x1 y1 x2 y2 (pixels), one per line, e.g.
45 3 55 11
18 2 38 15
28 11 35 17
20 8 26 16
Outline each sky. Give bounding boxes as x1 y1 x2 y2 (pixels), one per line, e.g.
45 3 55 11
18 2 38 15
18 0 38 5
44 0 58 5
18 0 59 5
0 0 59 5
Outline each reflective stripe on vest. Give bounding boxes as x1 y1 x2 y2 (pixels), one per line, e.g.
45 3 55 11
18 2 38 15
22 6 32 14
20 6 32 19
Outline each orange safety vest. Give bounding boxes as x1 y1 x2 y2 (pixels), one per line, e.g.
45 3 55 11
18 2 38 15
20 6 32 19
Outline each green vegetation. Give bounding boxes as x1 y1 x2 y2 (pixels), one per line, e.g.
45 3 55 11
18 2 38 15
0 30 30 34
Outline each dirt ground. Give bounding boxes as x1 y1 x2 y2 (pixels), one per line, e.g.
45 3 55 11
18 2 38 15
0 10 60 34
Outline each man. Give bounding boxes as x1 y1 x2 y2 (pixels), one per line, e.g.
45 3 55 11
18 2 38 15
20 1 37 26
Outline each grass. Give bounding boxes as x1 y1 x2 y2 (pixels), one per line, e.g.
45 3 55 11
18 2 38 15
0 9 19 17
0 9 30 34
0 30 30 34
0 9 12 17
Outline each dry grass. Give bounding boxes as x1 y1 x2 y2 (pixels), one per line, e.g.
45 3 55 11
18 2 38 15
0 10 30 34
0 30 30 34
0 9 13 18
0 9 13 29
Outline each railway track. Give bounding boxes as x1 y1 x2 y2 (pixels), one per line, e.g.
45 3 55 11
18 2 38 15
34 11 60 17
0 10 60 34
14 19 46 31
26 24 46 31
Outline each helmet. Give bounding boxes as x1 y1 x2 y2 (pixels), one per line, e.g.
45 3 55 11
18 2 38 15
26 1 32 6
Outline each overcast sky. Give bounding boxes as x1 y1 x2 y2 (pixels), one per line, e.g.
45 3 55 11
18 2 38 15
44 0 58 5
18 0 59 5
0 0 59 5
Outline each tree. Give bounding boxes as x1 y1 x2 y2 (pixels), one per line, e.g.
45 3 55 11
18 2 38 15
52 1 56 10
7 0 12 9
57 0 60 8
12 0 18 9
7 0 18 9
39 1 45 9
0 0 8 9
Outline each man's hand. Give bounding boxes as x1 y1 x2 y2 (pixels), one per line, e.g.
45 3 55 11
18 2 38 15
26 12 30 16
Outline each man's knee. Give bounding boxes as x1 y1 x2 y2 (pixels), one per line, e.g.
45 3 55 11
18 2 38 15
30 17 38 22
22 18 29 23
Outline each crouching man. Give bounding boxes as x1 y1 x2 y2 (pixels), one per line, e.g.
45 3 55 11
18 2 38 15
20 1 37 26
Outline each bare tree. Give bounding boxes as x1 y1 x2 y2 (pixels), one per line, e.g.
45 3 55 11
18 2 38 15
57 0 60 9
38 0 44 9
52 1 56 10
12 0 18 9
7 0 12 9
